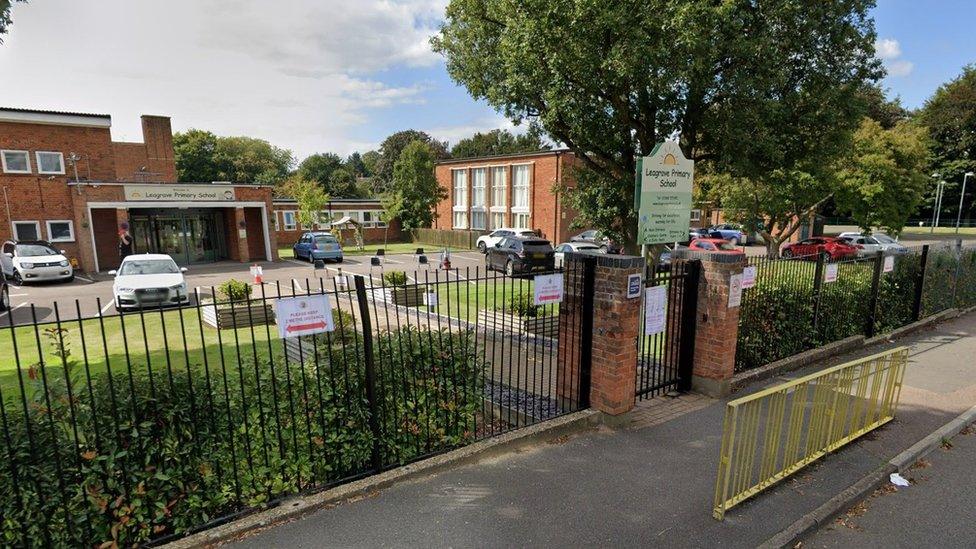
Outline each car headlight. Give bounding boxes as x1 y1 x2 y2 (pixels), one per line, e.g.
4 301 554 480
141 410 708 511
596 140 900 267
59 260 69 267
20 263 34 269
170 283 186 291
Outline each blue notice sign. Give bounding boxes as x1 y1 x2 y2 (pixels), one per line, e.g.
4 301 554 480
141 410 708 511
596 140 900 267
627 273 643 299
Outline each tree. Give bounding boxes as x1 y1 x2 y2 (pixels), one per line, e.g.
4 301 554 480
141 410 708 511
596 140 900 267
379 193 404 246
173 129 220 183
298 153 344 188
344 152 368 177
375 130 449 191
361 150 381 177
213 136 293 185
282 177 331 230
433 0 881 252
0 0 26 44
860 85 910 130
450 126 549 158
834 118 930 235
918 65 976 222
328 168 358 197
387 140 446 230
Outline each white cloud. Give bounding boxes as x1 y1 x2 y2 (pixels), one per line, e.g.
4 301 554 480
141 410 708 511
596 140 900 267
875 38 914 78
0 0 448 158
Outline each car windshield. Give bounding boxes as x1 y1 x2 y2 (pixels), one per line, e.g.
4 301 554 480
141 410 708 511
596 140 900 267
522 241 553 252
16 244 58 257
120 259 179 275
874 234 897 244
314 235 337 244
576 245 600 251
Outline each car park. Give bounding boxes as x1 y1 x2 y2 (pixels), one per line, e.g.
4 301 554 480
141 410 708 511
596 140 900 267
0 272 8 312
688 238 744 254
781 237 858 260
110 254 189 311
293 231 344 263
0 240 74 284
707 224 748 245
485 236 555 276
553 242 603 268
476 228 538 254
837 232 908 256
569 230 621 253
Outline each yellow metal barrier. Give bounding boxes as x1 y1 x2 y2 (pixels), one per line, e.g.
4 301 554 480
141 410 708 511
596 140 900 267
713 347 909 520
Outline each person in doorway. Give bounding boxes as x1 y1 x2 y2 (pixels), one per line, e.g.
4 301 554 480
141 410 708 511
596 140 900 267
118 224 133 262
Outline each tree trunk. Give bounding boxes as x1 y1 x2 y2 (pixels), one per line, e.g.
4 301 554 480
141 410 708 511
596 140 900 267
765 238 780 259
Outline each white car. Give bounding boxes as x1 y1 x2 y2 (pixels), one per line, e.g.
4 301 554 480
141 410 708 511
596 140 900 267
837 232 908 257
553 242 604 267
476 228 537 254
0 240 74 284
110 254 189 311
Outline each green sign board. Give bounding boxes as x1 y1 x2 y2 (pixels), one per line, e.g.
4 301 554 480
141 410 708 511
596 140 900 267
634 142 694 245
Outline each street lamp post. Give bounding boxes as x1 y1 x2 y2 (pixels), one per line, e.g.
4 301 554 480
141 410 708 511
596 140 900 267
930 173 942 234
957 172 975 234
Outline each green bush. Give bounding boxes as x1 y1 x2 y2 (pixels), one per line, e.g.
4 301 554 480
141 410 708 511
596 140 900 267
0 323 486 546
506 292 540 318
217 279 252 302
383 270 408 286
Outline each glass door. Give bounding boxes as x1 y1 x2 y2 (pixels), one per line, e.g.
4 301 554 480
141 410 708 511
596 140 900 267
156 215 188 264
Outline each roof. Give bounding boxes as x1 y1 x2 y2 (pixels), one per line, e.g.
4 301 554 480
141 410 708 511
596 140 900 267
0 106 112 118
0 107 112 128
436 148 571 166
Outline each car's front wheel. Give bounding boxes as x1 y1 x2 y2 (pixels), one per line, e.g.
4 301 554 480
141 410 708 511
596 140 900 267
0 285 8 311
478 241 487 254
11 270 22 285
782 249 793 258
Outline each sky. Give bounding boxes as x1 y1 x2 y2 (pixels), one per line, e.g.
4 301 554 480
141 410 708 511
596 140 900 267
0 0 973 161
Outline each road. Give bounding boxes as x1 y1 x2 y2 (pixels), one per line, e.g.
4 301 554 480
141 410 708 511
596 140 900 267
805 423 976 549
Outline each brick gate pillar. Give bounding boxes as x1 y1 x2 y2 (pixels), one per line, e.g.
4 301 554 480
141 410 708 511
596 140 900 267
557 253 645 416
673 250 747 397
232 207 250 263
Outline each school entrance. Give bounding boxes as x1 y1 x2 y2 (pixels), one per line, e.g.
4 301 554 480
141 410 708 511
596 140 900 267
129 208 229 265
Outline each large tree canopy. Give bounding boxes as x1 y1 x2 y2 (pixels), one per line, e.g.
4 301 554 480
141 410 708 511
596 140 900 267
375 130 449 191
173 130 293 185
434 0 881 250
450 127 549 159
918 65 976 222
387 140 447 230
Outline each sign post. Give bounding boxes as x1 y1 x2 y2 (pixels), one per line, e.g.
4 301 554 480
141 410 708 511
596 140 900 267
635 142 695 245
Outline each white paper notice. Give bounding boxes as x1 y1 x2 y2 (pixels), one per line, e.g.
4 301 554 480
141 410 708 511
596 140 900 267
728 273 743 308
741 266 757 289
824 263 839 283
275 294 335 339
883 255 895 273
644 285 667 336
425 292 438 307
533 273 564 305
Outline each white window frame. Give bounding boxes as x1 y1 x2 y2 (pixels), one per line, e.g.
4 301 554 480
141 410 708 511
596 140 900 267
453 211 468 229
45 220 75 242
490 211 506 230
452 169 469 229
490 166 507 211
690 209 702 222
471 167 487 208
35 151 65 175
282 211 297 231
1 150 31 174
316 210 332 230
373 210 388 229
513 212 530 230
512 163 531 213
273 211 281 232
471 210 487 230
12 220 41 241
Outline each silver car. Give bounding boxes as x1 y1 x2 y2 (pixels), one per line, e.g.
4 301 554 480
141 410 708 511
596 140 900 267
838 232 908 257
553 242 603 268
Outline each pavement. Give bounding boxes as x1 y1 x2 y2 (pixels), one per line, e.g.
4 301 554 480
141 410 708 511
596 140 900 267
804 421 976 548
230 311 976 549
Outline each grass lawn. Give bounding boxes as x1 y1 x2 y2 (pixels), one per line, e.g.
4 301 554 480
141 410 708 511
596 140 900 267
901 226 976 236
0 307 281 394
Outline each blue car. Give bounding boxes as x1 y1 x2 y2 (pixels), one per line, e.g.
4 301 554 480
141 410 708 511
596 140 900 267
706 224 748 245
293 232 343 263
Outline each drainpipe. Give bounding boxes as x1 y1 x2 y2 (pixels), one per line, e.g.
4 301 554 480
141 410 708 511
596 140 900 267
554 150 562 242
2 186 11 238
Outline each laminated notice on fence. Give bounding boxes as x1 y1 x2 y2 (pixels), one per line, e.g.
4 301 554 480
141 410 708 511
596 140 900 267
883 255 895 273
275 294 334 339
728 273 743 308
533 273 564 305
824 263 839 283
741 266 757 289
644 285 667 335
425 292 438 307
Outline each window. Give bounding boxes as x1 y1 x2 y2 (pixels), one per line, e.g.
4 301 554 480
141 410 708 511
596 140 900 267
471 211 486 230
362 211 377 228
273 211 280 232
491 212 506 229
373 211 388 228
690 209 702 222
1 150 31 174
491 166 507 208
46 220 74 242
513 164 530 209
513 212 530 229
35 151 65 175
282 211 297 231
316 211 331 230
471 168 486 207
452 169 468 228
12 221 41 241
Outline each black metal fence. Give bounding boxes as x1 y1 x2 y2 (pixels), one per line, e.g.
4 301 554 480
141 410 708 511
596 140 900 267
635 260 700 399
0 264 587 546
736 242 976 372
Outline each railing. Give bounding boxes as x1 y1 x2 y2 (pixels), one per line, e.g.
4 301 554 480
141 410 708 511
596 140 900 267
736 242 976 372
713 346 909 520
0 265 585 546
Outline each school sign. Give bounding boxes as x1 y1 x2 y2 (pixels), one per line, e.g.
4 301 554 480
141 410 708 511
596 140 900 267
634 142 694 245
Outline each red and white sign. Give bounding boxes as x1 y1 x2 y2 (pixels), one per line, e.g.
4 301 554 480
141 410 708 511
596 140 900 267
741 266 757 289
824 263 839 283
533 273 564 306
275 294 335 339
883 255 895 273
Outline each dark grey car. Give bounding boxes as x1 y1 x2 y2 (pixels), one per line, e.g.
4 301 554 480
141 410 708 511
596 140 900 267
485 236 555 276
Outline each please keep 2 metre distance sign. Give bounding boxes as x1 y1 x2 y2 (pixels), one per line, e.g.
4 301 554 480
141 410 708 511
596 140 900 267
275 294 335 338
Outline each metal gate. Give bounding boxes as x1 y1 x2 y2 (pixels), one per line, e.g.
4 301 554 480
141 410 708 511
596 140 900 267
636 259 701 400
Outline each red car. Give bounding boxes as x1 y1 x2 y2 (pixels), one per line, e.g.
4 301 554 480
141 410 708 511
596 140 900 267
781 237 858 260
687 238 744 254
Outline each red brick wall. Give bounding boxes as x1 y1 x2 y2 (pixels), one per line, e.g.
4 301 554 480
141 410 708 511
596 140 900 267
91 208 121 271
433 151 578 244
244 207 265 259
